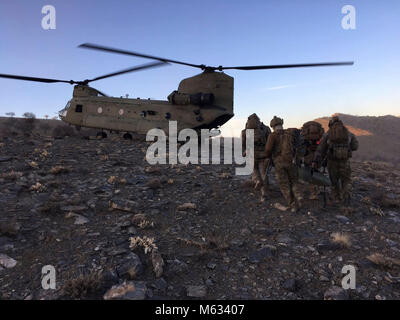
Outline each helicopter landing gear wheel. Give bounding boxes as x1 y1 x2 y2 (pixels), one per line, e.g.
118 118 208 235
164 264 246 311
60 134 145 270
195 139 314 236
97 131 107 139
123 133 133 140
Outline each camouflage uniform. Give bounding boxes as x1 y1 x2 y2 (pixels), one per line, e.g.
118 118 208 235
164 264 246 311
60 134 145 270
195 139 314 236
265 117 304 211
242 115 271 200
303 140 321 199
314 118 359 202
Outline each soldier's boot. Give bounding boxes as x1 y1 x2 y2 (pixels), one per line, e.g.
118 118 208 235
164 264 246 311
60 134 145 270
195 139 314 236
342 182 352 206
309 185 319 200
260 185 268 202
330 187 341 204
279 188 294 209
292 184 304 211
290 200 300 213
289 196 304 213
342 189 351 206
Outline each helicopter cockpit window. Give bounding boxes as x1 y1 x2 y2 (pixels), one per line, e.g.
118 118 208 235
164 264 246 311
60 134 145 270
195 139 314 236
75 104 83 113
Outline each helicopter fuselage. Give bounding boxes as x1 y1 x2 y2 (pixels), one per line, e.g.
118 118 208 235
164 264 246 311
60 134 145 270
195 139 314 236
59 71 234 135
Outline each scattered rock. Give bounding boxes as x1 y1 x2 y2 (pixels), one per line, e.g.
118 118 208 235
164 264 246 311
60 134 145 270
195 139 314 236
167 259 189 274
324 286 349 300
0 253 17 269
74 215 89 225
282 278 299 292
274 203 288 211
103 281 147 300
248 245 276 263
336 215 351 224
207 262 217 270
317 241 341 252
0 221 21 237
187 285 207 298
276 233 294 245
128 226 137 235
109 199 138 212
61 205 88 212
177 203 197 211
117 253 143 280
146 178 161 189
151 250 165 278
151 278 167 294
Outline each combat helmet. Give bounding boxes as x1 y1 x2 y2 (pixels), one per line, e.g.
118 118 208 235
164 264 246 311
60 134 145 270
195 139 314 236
270 116 284 128
246 113 261 129
328 115 341 127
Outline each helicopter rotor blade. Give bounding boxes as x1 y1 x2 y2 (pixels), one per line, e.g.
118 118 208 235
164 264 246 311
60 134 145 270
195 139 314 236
87 61 168 83
0 73 74 84
92 88 108 97
79 43 204 69
221 61 354 71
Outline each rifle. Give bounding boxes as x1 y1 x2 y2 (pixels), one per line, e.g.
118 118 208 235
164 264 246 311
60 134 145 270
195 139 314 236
311 157 328 208
322 165 327 208
263 158 273 182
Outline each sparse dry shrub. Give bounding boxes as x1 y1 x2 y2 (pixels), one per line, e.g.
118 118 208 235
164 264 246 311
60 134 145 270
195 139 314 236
145 166 161 174
177 234 229 253
331 232 351 248
367 253 400 269
137 219 154 229
49 166 70 174
41 149 49 158
107 176 126 185
61 271 103 299
29 161 39 169
129 236 158 254
0 171 22 181
108 175 117 184
29 182 45 193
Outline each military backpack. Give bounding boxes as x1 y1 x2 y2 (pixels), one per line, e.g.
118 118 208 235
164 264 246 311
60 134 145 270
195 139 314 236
275 128 304 163
301 121 324 141
327 120 350 160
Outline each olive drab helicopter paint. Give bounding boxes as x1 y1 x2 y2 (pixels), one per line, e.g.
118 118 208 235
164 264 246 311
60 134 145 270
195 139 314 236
0 43 353 139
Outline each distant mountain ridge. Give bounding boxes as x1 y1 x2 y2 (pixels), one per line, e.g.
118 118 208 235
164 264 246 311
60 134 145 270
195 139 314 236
314 113 400 163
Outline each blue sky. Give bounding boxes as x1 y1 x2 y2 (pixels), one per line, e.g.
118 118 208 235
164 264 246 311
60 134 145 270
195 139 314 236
0 0 399 134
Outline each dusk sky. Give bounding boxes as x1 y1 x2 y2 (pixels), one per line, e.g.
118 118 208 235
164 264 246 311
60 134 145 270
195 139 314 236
1 0 399 136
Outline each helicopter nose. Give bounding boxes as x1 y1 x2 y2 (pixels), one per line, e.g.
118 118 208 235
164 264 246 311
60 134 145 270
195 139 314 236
58 108 67 118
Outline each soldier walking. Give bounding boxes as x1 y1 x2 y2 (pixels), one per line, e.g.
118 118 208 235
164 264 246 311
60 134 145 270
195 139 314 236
241 113 271 202
265 116 304 212
300 121 325 200
313 116 359 204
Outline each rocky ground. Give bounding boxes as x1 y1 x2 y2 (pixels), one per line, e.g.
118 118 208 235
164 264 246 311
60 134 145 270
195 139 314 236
1 134 400 300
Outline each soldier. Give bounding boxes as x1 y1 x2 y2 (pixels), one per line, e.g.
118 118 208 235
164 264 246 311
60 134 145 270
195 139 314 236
313 116 359 204
241 113 271 202
300 121 325 200
265 116 304 212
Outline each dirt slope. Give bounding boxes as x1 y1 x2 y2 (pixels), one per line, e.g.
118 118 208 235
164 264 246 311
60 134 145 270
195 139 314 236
1 134 400 300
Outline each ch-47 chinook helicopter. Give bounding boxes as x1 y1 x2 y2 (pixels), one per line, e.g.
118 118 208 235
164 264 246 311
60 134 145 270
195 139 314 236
0 43 353 139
